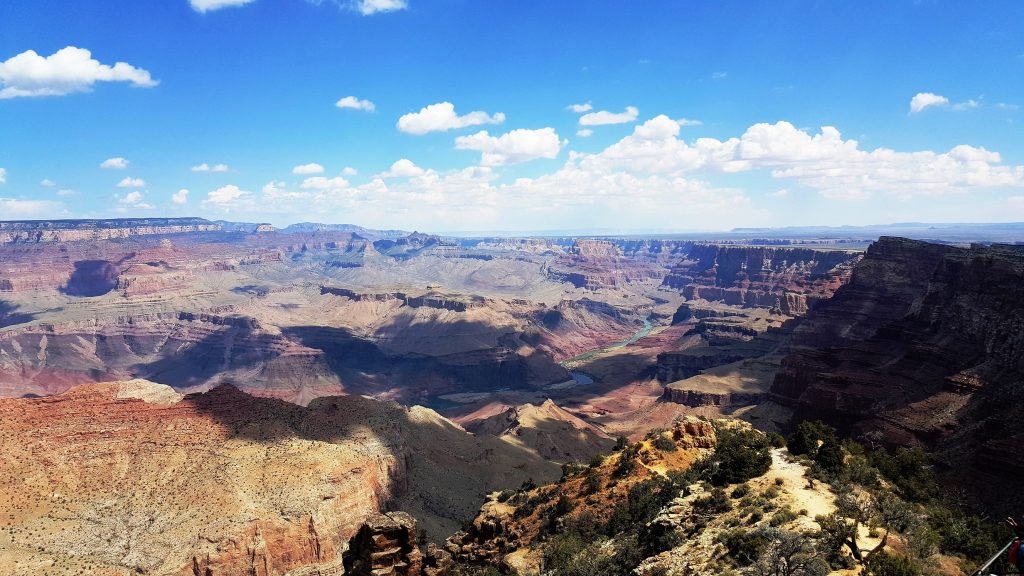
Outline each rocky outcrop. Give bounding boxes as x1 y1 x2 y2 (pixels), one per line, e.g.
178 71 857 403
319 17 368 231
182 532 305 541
547 239 668 289
660 387 767 407
657 348 748 382
343 512 423 576
662 244 859 316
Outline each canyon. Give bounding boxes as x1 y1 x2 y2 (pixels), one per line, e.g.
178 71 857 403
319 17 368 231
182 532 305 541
1 217 1021 574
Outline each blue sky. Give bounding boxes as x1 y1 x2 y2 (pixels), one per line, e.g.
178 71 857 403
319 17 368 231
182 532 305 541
1 0 1022 233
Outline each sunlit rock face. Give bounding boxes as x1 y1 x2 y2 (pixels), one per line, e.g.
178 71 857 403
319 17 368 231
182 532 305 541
0 382 558 575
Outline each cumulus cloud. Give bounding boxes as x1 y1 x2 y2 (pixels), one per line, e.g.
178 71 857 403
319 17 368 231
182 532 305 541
578 116 1024 199
100 157 129 169
0 198 64 218
909 92 950 114
579 106 639 126
172 189 189 205
56 189 77 197
203 184 252 208
178 113 1024 230
567 102 592 113
117 177 146 188
301 176 350 190
118 191 153 209
380 159 425 178
342 166 358 176
678 118 703 126
191 163 230 173
293 163 325 174
40 179 56 187
354 0 408 15
455 128 566 166
0 47 157 99
335 95 375 111
189 0 254 12
0 168 5 184
576 128 594 138
397 102 505 134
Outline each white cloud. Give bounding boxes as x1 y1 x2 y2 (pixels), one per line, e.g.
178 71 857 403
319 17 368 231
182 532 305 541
56 189 77 197
118 191 153 209
0 168 6 184
455 128 566 166
342 166 358 176
632 115 681 140
909 92 950 114
678 118 703 126
120 191 143 204
567 102 592 113
380 159 425 178
579 106 639 126
354 0 407 15
768 189 789 198
712 71 728 79
40 179 56 187
172 188 189 205
0 46 157 99
117 177 146 188
0 198 64 218
1009 196 1024 206
191 163 230 173
576 128 594 138
335 95 376 111
952 99 980 111
189 0 254 12
203 184 252 208
397 101 505 134
579 117 1024 199
301 176 350 189
100 157 129 169
293 162 325 175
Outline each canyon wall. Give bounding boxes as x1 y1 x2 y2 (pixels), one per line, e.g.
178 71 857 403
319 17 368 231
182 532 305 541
769 237 1024 507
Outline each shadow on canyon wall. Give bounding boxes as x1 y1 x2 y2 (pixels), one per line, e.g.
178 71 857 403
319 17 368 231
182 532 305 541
0 300 34 328
60 260 120 297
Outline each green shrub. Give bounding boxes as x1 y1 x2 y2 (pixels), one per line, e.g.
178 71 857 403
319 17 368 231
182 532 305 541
769 507 797 527
788 420 836 456
718 528 770 566
863 551 921 576
652 435 677 452
693 487 732 515
731 484 750 499
707 427 772 485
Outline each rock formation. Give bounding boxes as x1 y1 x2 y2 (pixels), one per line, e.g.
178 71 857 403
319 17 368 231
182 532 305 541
343 512 423 576
0 381 558 575
769 237 1024 509
466 398 614 462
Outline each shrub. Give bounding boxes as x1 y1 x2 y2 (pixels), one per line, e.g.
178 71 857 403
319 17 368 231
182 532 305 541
868 448 937 503
769 507 798 527
813 436 846 476
693 487 732 515
707 427 772 485
788 420 835 456
718 528 770 566
731 484 751 499
652 435 677 452
863 551 921 576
